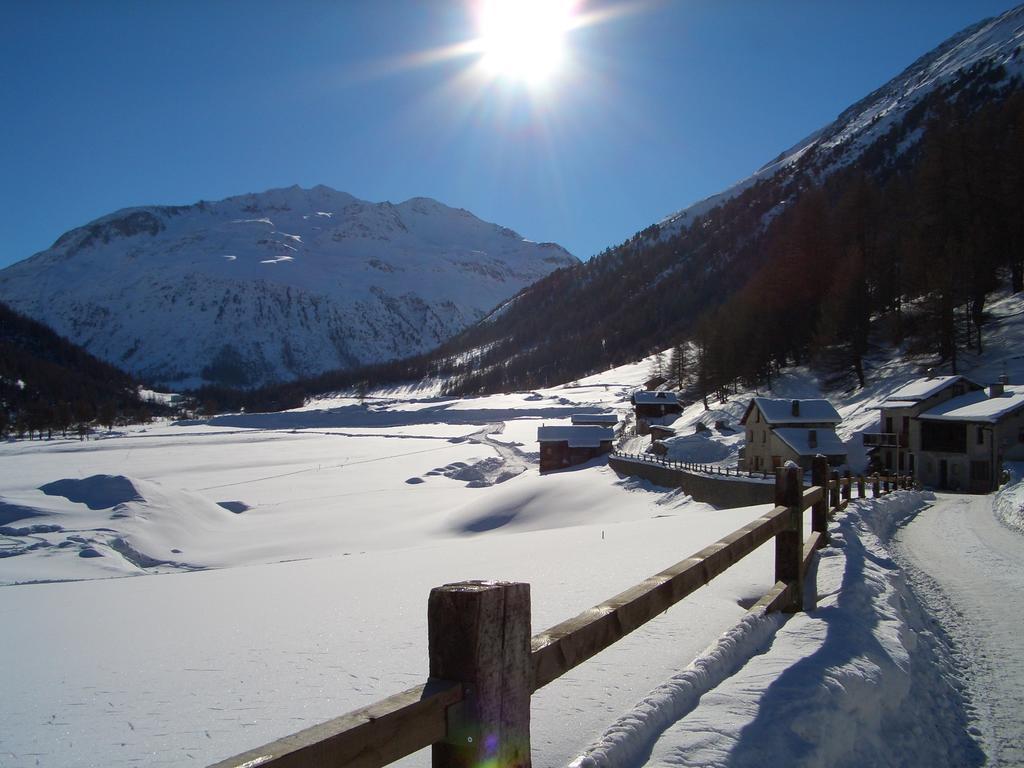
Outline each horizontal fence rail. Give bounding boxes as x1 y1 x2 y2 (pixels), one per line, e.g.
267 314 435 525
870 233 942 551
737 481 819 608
531 502 792 690
612 450 772 479
211 458 913 768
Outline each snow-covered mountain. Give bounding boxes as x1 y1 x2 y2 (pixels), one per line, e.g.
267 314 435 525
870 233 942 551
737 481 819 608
0 185 576 387
659 4 1024 234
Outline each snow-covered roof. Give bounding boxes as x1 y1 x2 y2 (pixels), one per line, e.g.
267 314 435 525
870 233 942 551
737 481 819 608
745 398 841 425
649 424 676 435
571 413 618 425
773 428 847 457
878 399 919 409
879 375 979 407
633 391 680 406
918 385 1024 424
537 425 614 448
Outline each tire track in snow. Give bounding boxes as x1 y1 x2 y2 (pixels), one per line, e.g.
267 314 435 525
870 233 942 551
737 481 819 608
892 492 1024 766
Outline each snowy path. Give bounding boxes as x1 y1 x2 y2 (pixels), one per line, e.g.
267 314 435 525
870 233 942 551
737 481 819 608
893 493 1024 766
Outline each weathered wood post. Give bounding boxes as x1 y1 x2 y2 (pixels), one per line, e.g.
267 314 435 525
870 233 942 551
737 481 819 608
830 470 840 509
858 474 866 498
774 463 804 612
842 470 852 503
883 475 891 494
872 473 881 497
811 455 829 543
429 581 532 768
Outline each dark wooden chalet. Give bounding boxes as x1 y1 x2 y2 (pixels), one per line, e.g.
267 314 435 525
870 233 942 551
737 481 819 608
537 425 614 473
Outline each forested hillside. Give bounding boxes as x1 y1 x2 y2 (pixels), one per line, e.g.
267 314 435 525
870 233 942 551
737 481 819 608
0 301 156 437
189 11 1024 413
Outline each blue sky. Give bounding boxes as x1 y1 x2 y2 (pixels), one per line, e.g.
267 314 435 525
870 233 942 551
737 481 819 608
1 1 1019 269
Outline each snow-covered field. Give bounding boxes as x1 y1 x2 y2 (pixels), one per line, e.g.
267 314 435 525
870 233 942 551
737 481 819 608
4 294 1024 767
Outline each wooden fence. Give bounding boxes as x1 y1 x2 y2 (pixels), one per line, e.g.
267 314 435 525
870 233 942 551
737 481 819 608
210 458 912 768
612 450 772 479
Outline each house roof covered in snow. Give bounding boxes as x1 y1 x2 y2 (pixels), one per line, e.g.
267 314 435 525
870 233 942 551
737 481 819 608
773 428 847 457
879 375 980 407
571 413 618 425
742 398 841 426
537 425 614 448
633 391 680 406
918 385 1024 424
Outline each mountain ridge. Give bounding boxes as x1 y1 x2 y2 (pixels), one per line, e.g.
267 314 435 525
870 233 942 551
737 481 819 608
657 5 1024 236
0 185 577 388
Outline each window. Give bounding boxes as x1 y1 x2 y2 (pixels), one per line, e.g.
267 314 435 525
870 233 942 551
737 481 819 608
762 430 766 443
921 421 967 453
977 427 984 445
885 416 893 433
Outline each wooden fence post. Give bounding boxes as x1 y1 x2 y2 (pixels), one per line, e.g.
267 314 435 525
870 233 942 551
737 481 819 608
811 455 829 542
774 464 803 612
883 475 891 494
858 475 866 498
872 473 881 497
842 470 851 503
830 470 840 509
429 582 532 768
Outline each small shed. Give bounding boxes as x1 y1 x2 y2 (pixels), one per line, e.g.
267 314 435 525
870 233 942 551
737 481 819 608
632 391 682 434
644 375 668 391
538 425 615 473
571 413 619 428
649 424 676 445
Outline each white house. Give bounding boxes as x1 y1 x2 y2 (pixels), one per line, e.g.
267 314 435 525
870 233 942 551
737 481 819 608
740 397 846 472
912 377 1024 492
875 374 982 473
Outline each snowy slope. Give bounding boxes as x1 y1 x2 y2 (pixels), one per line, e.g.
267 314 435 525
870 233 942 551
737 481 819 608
0 185 576 387
658 4 1024 235
6 301 1024 766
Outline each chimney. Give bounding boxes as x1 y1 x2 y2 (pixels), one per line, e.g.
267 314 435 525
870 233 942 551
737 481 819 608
990 381 1005 398
999 373 1010 386
926 368 935 380
808 429 817 449
791 400 800 417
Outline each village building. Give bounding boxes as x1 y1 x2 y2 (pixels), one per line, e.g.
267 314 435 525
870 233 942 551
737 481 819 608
537 425 614 473
874 374 982 473
740 397 846 472
571 413 619 428
649 424 676 442
911 377 1024 493
643 375 668 391
631 390 682 434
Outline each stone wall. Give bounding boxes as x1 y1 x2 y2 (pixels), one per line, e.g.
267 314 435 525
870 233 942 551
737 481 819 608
609 456 775 509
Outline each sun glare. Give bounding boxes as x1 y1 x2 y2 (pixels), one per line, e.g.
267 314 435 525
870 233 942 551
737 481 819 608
476 0 578 86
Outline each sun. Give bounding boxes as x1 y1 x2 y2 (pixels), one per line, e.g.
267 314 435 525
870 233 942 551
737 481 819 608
476 0 578 86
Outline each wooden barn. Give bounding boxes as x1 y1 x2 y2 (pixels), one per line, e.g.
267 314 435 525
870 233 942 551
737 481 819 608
537 425 614 473
631 391 682 434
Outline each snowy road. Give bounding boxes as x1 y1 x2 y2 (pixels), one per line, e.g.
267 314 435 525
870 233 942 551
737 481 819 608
893 492 1024 766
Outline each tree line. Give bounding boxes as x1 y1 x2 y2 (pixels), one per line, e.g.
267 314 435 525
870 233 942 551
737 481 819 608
695 83 1024 401
0 301 165 439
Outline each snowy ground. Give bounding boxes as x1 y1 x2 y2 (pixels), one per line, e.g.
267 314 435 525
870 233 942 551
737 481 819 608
4 294 1024 767
892 489 1024 766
